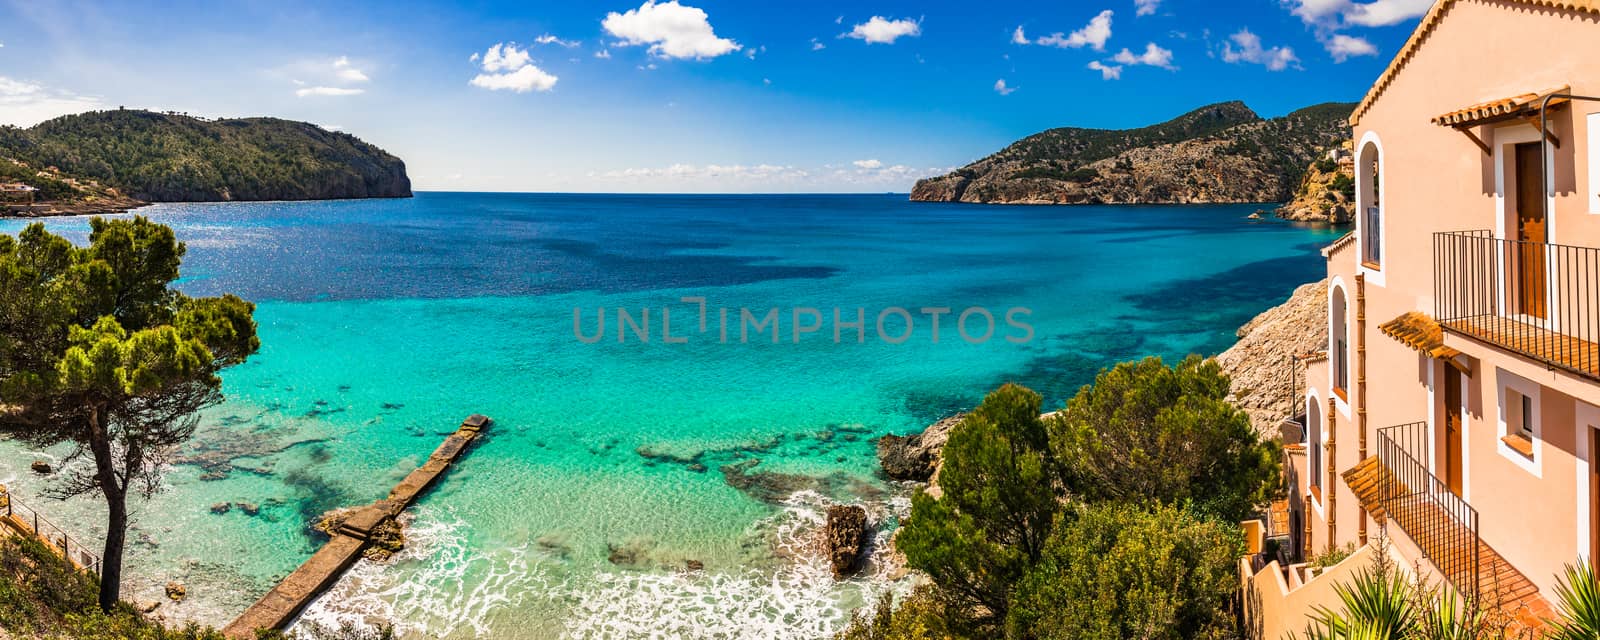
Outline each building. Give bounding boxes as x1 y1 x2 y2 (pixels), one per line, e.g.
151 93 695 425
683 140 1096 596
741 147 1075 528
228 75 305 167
1244 0 1600 636
0 183 36 207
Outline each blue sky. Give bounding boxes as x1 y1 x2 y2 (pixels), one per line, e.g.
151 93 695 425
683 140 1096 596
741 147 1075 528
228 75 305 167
0 0 1431 193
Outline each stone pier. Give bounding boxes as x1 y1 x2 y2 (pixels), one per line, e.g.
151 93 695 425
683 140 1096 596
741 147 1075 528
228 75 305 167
223 414 490 639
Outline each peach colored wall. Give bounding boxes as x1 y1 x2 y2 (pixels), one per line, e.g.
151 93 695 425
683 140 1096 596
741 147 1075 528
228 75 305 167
1290 0 1600 598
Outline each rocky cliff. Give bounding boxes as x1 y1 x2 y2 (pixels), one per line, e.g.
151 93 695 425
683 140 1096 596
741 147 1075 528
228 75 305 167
1276 141 1355 223
911 101 1354 205
0 109 410 205
1215 279 1329 433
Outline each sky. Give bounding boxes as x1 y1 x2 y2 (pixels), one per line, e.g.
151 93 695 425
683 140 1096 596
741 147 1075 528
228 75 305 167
0 0 1432 193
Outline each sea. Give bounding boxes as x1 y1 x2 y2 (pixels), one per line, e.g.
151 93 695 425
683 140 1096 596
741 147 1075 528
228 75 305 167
0 193 1339 639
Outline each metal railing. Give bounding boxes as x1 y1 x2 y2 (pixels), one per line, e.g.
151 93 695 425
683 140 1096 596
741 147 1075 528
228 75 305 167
1435 230 1600 379
0 485 102 576
1376 422 1480 603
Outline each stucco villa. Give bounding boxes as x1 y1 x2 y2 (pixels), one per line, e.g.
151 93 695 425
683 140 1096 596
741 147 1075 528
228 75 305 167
1241 0 1600 637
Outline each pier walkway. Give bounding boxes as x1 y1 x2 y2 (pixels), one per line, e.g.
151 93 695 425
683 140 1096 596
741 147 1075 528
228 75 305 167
223 414 490 639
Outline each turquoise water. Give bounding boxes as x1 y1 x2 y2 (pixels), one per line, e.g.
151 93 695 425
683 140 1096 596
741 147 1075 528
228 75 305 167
0 194 1338 638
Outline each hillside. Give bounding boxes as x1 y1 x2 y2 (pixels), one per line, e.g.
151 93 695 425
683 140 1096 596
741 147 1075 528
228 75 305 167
911 101 1355 205
0 109 410 209
1276 141 1356 223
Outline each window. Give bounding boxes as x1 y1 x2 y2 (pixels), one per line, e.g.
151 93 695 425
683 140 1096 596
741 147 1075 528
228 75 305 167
1496 371 1541 472
1331 285 1349 397
1358 140 1383 268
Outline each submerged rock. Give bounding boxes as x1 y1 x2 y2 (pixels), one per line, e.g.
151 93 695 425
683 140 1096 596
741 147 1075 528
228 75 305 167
29 459 51 474
606 537 659 568
164 581 186 602
875 414 963 482
209 502 231 515
823 505 869 579
235 502 260 516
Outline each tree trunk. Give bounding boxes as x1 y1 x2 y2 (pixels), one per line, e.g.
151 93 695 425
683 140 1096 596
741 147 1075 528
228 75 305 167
86 405 127 612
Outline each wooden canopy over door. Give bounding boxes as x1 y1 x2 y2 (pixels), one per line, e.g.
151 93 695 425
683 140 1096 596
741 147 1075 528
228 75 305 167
1515 142 1547 319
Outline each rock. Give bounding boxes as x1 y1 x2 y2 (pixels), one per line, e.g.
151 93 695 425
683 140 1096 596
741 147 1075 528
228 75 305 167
684 559 704 572
606 537 658 567
209 502 231 515
235 502 260 516
164 581 186 602
136 600 161 613
1248 210 1265 219
1215 278 1330 434
29 459 51 474
1277 141 1356 223
876 415 964 482
823 505 869 579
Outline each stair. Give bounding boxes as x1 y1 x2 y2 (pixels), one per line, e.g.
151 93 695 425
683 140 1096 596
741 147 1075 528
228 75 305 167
1344 456 1554 635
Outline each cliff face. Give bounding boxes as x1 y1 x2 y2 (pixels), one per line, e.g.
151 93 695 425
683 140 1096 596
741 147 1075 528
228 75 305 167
1215 279 1329 433
0 110 411 203
911 102 1354 205
1277 141 1355 223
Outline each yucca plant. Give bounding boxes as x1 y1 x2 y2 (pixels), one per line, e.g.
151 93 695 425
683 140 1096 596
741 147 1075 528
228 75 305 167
1301 567 1489 640
1546 562 1600 640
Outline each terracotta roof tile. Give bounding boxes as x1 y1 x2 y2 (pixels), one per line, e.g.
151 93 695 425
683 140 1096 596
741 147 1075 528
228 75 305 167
1379 311 1464 360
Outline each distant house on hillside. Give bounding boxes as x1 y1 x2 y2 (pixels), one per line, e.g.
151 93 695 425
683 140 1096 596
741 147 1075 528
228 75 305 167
0 183 37 207
1241 1 1600 638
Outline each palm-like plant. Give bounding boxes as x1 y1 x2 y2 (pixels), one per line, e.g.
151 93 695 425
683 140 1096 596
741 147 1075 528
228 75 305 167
1302 568 1488 640
1546 562 1600 640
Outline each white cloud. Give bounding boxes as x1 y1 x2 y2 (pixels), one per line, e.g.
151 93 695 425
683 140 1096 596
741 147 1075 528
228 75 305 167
535 34 581 47
993 79 1017 95
811 37 826 50
1135 0 1161 16
296 86 365 97
602 0 741 60
1325 33 1378 61
1220 29 1300 71
470 42 558 92
1087 61 1123 80
0 76 102 126
1111 42 1175 69
332 56 369 83
842 16 921 44
481 42 533 72
471 64 559 92
1011 25 1029 45
744 45 766 60
1285 0 1431 27
853 159 883 169
1035 10 1113 51
595 49 612 59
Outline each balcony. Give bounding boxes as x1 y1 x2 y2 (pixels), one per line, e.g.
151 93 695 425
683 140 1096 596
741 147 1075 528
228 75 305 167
1434 230 1600 380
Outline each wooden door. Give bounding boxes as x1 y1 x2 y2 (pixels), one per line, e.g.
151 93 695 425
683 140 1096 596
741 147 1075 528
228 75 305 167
1515 142 1547 319
1442 366 1463 495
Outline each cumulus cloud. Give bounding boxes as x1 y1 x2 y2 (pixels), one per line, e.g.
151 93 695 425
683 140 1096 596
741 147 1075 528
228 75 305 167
853 159 883 169
595 49 612 59
993 79 1017 95
602 0 741 60
1111 42 1175 69
0 77 102 126
1135 0 1161 16
1220 29 1300 71
1288 0 1431 27
1087 61 1122 80
470 42 558 92
842 16 922 44
1011 25 1029 45
811 37 825 51
1325 33 1378 61
1035 10 1113 51
296 86 365 97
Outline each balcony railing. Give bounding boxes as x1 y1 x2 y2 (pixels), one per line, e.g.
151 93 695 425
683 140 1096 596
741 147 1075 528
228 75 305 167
1376 422 1480 603
1434 230 1600 380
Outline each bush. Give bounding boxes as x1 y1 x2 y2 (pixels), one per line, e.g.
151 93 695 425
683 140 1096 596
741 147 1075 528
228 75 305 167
1008 503 1244 640
0 536 226 640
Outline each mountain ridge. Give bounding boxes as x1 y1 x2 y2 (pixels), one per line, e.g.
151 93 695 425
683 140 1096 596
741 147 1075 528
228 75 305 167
910 101 1355 205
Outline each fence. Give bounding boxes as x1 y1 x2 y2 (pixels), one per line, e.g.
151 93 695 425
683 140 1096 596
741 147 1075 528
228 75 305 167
0 484 103 576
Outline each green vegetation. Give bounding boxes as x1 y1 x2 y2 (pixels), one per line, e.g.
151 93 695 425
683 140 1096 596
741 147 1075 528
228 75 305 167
0 109 410 202
861 355 1279 639
0 217 259 610
0 535 224 640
